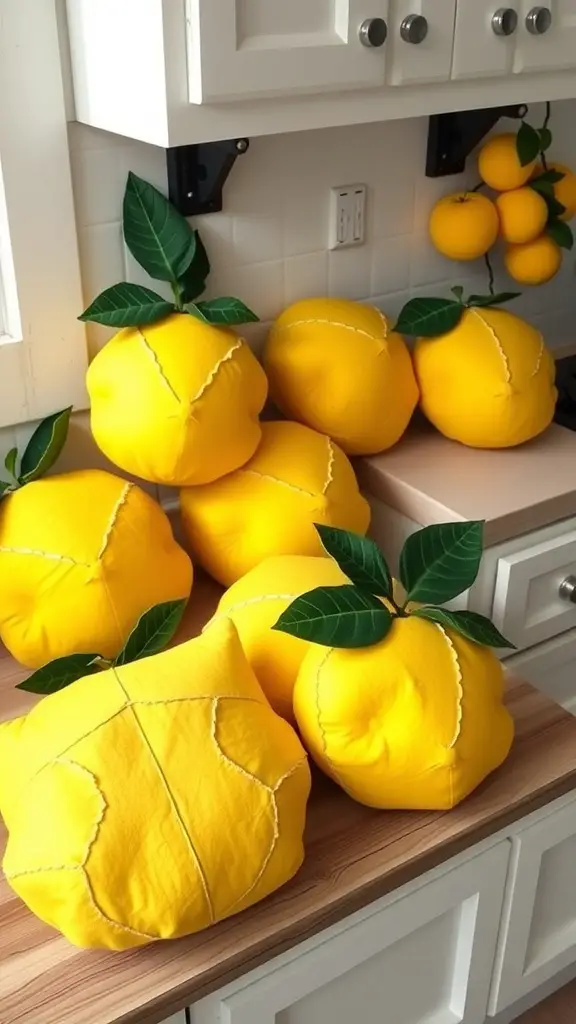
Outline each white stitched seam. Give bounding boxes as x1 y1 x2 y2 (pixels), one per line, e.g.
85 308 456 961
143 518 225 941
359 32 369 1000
242 469 316 498
190 338 242 405
469 308 511 385
532 332 545 378
323 438 335 496
0 547 90 566
275 318 381 343
436 625 463 749
96 482 132 561
138 327 181 404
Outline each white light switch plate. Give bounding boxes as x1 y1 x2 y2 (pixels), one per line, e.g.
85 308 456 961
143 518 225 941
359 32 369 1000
329 184 367 249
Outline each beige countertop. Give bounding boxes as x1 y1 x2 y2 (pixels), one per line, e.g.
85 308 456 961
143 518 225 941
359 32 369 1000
357 422 576 546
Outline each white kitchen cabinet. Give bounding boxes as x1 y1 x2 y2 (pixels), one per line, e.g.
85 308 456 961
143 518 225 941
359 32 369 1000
506 630 576 714
452 2 517 80
386 0 456 85
162 1015 187 1024
187 0 390 102
190 844 510 1024
489 797 576 1014
514 1 576 74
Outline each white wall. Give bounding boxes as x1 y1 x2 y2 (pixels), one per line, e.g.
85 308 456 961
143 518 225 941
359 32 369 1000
4 104 576 501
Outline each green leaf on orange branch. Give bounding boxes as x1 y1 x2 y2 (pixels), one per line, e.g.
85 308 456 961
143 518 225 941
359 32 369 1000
394 298 463 338
19 407 72 485
548 219 574 250
273 585 393 648
123 172 197 284
399 521 485 605
412 606 515 649
516 121 542 167
315 524 392 599
79 283 176 327
17 653 102 694
538 127 553 152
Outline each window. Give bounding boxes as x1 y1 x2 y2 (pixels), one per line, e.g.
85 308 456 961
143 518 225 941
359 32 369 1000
0 0 88 429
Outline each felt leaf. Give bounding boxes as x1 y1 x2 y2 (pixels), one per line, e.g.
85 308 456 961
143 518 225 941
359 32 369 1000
195 297 260 326
19 407 72 485
399 521 484 605
315 524 392 599
17 653 102 694
517 122 541 167
0 480 12 498
114 599 187 666
4 447 17 477
123 172 196 283
467 292 521 308
548 219 574 250
79 283 175 327
273 585 393 648
538 127 553 152
412 607 515 649
450 286 464 302
179 231 211 303
185 302 211 324
394 298 463 338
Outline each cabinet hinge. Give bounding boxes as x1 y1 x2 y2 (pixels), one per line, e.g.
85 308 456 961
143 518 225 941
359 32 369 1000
166 138 250 216
426 104 528 178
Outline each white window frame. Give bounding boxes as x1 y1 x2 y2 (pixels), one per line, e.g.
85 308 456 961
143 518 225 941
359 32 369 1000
0 0 88 428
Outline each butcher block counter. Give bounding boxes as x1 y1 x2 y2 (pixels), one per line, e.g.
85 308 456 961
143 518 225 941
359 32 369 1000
3 579 576 1024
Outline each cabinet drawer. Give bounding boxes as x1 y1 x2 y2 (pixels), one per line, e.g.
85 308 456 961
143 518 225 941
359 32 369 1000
387 0 456 85
452 1 516 79
491 526 576 651
489 797 576 1014
506 630 576 715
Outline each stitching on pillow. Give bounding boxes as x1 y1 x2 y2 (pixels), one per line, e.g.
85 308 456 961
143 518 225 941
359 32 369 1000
0 547 90 567
96 482 133 561
315 649 333 756
208 594 300 624
322 438 335 496
468 308 512 385
241 469 316 498
435 625 463 749
190 337 242 405
275 319 381 343
137 327 182 404
532 332 545 377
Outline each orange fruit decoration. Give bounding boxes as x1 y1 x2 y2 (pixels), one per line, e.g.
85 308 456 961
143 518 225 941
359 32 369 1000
504 235 562 285
496 187 548 244
478 133 537 191
429 192 499 261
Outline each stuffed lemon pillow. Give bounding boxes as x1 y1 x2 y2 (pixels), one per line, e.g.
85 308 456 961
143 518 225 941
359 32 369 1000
212 555 349 720
265 299 419 455
180 421 371 586
0 469 192 668
294 615 513 811
414 307 556 448
0 619 310 950
87 312 268 486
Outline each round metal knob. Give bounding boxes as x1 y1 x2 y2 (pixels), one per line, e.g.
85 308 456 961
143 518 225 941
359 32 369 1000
492 8 518 36
526 6 552 33
400 14 428 44
359 17 388 47
559 576 576 603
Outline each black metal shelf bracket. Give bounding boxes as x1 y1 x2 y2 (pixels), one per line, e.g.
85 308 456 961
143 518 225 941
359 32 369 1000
426 104 528 178
166 138 250 217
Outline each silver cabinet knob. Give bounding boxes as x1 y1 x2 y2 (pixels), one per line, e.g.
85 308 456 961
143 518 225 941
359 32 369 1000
559 576 576 603
492 8 518 35
359 17 388 47
526 6 552 33
400 14 429 44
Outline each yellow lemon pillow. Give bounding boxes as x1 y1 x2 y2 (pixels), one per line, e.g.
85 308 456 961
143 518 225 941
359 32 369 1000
264 299 419 455
180 420 371 586
294 615 513 811
0 619 310 950
0 469 192 668
87 312 268 486
212 555 349 720
414 307 557 448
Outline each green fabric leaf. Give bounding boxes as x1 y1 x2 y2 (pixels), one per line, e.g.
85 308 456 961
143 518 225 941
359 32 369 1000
273 585 393 648
115 599 187 666
394 298 463 338
195 297 260 326
534 168 564 184
19 407 72 485
0 480 12 498
548 219 574 250
123 172 196 283
315 524 392 599
185 302 211 324
399 521 484 605
467 292 521 308
17 653 102 694
538 128 553 152
517 122 542 167
450 286 464 302
180 231 211 303
79 283 175 327
412 607 515 649
4 447 17 477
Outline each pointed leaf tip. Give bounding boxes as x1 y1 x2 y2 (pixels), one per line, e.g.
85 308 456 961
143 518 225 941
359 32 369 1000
79 283 176 327
19 407 72 485
17 653 102 694
273 585 393 648
399 521 485 605
123 172 196 284
412 606 515 649
315 524 392 599
394 298 464 338
114 599 188 666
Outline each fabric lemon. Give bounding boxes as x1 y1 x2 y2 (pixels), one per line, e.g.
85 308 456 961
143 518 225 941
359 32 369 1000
0 469 193 667
429 192 499 260
413 306 556 448
478 133 537 191
264 299 418 455
87 312 268 487
180 421 370 586
504 235 562 285
294 615 513 810
212 555 349 720
0 618 310 949
496 187 548 244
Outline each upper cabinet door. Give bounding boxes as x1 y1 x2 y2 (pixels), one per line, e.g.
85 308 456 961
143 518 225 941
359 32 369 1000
514 1 576 73
387 0 456 85
452 2 518 79
187 0 390 102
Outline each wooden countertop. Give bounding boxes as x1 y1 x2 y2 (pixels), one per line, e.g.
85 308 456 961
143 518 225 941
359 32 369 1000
3 580 576 1024
357 422 576 545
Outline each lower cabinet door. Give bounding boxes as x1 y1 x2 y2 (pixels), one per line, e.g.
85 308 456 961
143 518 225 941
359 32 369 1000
505 630 576 715
162 1014 187 1024
489 796 576 1014
192 844 510 1024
